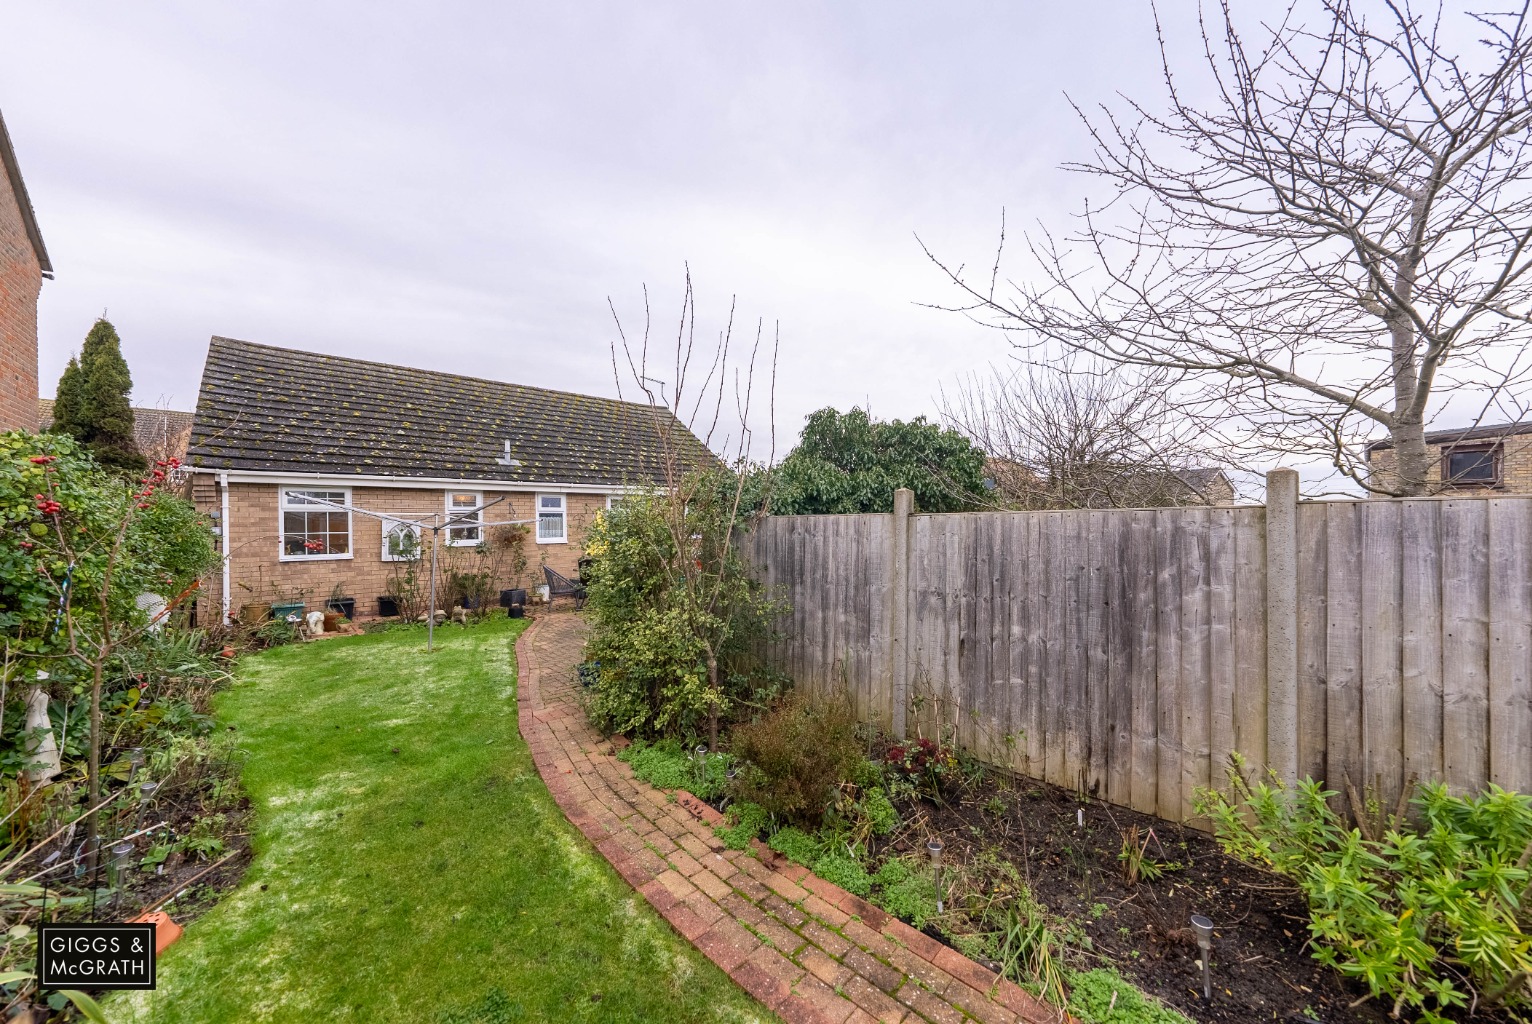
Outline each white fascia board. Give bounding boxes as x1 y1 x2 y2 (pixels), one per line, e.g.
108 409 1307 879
192 467 649 495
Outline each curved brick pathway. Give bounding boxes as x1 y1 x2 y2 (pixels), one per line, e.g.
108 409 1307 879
516 613 1058 1024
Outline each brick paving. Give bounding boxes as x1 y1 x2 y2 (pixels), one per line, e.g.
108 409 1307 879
516 613 1060 1024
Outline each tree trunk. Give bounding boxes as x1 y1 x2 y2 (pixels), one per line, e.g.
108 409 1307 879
1391 418 1432 496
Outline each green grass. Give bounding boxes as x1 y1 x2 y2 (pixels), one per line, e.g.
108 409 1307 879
117 618 773 1023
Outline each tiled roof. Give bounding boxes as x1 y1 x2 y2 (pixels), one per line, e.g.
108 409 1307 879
186 337 717 486
39 400 195 461
1366 419 1532 453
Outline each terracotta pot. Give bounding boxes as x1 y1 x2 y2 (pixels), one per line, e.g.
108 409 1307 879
238 602 271 625
322 612 343 632
127 910 183 953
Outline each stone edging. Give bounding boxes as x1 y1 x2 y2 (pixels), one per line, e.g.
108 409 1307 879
516 613 1061 1024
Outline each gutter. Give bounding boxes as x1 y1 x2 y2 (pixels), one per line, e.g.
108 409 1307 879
219 472 231 624
189 467 644 496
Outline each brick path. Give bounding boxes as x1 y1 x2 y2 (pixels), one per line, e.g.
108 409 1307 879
516 613 1059 1024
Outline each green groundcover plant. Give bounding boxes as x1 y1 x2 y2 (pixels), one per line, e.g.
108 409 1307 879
1197 764 1532 1022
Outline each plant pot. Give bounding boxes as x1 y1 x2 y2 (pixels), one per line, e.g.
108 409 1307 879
325 597 356 619
238 602 272 625
271 602 306 622
500 588 528 608
322 612 344 632
507 604 524 619
377 595 400 617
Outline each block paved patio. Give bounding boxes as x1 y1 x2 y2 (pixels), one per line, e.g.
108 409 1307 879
516 612 1060 1024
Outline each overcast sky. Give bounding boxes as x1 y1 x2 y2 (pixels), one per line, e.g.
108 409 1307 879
1 2 1204 460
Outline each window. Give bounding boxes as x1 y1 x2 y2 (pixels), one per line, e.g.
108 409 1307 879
1443 444 1501 488
381 519 422 561
446 491 483 545
536 494 566 543
280 489 351 559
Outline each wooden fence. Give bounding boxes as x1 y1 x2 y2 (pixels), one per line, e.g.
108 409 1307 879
739 478 1532 824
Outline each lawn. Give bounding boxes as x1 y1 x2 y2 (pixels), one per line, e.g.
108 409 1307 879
117 617 772 1023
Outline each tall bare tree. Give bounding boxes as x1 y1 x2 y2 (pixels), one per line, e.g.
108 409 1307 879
941 353 1233 508
929 1 1532 495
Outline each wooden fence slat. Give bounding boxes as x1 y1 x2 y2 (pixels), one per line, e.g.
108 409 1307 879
1130 510 1159 815
1233 507 1268 770
1208 508 1237 792
1087 512 1111 797
1399 501 1443 789
1325 503 1365 802
1180 508 1212 824
1488 499 1532 793
1155 512 1183 821
1296 504 1329 784
1107 513 1134 806
1361 501 1405 813
1442 500 1490 795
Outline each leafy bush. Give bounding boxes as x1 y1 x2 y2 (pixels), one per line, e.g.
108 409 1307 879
1068 969 1192 1024
1197 767 1532 1022
882 737 959 799
619 739 731 800
871 858 940 929
729 690 862 825
862 789 899 836
582 477 781 739
767 826 819 866
715 802 767 851
812 852 872 897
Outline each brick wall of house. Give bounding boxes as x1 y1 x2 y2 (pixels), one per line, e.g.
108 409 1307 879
195 478 612 619
1368 434 1532 494
0 168 40 433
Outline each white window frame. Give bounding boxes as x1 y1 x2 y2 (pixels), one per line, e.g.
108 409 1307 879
381 518 423 562
445 490 484 546
536 493 567 544
278 487 353 562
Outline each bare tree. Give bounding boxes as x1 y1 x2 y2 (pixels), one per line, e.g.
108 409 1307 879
608 269 778 748
928 1 1532 495
942 353 1233 508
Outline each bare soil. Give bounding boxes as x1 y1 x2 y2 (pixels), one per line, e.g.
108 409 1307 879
882 770 1502 1024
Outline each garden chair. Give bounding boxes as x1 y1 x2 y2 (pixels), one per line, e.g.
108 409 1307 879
543 565 587 609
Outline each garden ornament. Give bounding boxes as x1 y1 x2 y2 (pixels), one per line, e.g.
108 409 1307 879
22 686 60 783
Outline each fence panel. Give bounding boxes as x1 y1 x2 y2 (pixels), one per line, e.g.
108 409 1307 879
744 489 1532 821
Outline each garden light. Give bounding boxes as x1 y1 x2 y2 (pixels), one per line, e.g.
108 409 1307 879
1190 914 1215 999
927 838 945 913
109 841 134 894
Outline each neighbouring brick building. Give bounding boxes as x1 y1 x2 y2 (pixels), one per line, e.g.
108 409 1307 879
0 107 52 432
186 337 714 622
1366 421 1532 494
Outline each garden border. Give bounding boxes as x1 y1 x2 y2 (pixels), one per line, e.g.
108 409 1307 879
516 612 1061 1024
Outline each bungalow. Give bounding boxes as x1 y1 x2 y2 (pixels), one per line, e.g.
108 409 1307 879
186 336 712 622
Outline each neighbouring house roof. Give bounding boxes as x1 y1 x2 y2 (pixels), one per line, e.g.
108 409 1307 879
1366 420 1532 455
186 336 719 486
0 107 52 277
38 400 197 462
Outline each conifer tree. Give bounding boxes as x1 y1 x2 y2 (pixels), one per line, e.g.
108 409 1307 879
51 319 144 474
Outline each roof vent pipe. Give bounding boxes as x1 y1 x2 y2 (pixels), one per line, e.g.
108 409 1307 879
495 440 523 467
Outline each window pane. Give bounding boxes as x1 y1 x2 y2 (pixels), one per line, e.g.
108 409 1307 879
539 495 562 510
538 512 564 540
1448 450 1496 482
450 492 479 510
283 506 350 556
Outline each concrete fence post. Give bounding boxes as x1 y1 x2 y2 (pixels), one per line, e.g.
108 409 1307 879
1265 468 1300 786
891 487 914 740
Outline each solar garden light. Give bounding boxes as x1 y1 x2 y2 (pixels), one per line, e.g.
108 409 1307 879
927 838 945 913
1190 914 1215 1000
134 780 159 832
109 841 134 894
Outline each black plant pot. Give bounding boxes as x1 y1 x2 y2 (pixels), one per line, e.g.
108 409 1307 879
500 588 528 608
507 604 525 619
377 595 400 618
326 597 357 619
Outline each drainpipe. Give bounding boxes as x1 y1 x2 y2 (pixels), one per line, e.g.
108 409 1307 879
220 472 231 624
